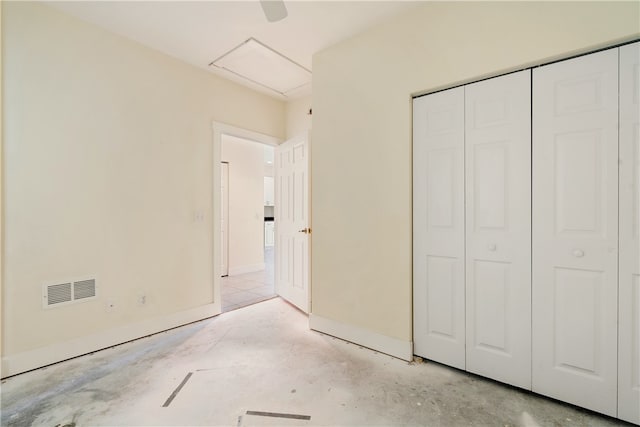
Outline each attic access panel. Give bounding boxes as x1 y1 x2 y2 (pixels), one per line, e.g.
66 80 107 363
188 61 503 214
210 38 311 97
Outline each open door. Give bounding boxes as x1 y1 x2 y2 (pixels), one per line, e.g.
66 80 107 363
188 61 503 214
275 132 310 313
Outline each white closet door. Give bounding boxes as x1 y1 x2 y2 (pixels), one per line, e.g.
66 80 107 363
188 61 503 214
465 70 531 389
413 88 466 369
619 41 640 425
532 48 619 416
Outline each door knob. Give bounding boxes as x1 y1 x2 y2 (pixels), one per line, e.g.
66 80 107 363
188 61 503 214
298 228 311 234
572 249 585 258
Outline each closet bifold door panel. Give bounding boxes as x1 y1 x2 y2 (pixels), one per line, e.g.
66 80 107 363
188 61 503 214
413 88 466 369
532 48 619 416
618 41 640 425
464 70 532 389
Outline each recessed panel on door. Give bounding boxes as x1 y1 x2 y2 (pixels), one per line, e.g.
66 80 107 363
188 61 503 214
619 41 640 425
277 150 292 290
413 88 466 369
464 70 532 389
532 48 618 417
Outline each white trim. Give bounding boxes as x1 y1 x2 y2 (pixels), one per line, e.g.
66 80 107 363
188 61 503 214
1 303 219 378
228 263 266 276
212 121 281 147
309 314 413 362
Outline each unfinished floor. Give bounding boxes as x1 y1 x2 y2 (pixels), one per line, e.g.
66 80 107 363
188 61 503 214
0 298 629 427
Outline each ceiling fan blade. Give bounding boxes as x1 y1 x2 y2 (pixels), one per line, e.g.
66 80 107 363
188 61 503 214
260 0 288 23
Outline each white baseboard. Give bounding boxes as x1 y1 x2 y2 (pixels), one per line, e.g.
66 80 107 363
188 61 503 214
309 313 413 362
1 303 221 378
228 263 265 276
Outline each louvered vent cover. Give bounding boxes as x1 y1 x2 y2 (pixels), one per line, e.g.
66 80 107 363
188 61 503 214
47 283 72 305
44 278 97 308
74 279 96 300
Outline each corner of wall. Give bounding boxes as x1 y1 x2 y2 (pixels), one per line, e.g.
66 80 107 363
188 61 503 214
309 313 413 362
285 95 312 140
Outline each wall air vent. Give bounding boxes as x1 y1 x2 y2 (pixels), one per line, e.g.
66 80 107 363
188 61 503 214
74 279 96 300
47 283 72 306
43 278 97 308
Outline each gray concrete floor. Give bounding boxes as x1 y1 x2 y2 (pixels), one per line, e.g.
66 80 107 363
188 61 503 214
0 298 630 426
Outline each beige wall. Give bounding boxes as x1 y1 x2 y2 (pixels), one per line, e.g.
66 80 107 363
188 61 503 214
285 95 312 139
2 2 284 372
311 1 640 344
222 135 266 275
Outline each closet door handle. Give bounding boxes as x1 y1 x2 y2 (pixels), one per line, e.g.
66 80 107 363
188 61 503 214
488 244 497 252
572 249 585 258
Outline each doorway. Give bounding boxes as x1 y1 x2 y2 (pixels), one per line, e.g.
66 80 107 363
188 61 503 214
220 134 276 312
211 122 310 317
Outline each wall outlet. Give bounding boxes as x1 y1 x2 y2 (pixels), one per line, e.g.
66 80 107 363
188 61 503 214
193 211 205 222
137 293 147 306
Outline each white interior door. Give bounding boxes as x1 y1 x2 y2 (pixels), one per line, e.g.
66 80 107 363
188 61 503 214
618 41 640 425
464 70 532 389
532 48 619 416
413 88 466 369
221 162 229 277
275 132 310 313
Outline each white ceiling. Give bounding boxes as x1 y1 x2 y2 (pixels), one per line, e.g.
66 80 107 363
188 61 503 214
47 1 419 101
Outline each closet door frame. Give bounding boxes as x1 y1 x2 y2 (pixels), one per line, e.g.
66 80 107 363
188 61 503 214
618 41 640 425
412 39 639 421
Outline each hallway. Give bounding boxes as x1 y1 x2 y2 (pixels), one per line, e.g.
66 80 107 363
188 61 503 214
222 247 275 312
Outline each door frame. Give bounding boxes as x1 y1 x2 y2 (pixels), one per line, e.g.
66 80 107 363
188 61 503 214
211 122 281 312
220 161 229 277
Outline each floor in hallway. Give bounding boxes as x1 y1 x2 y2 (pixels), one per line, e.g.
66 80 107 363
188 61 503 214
222 246 274 312
0 298 628 427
